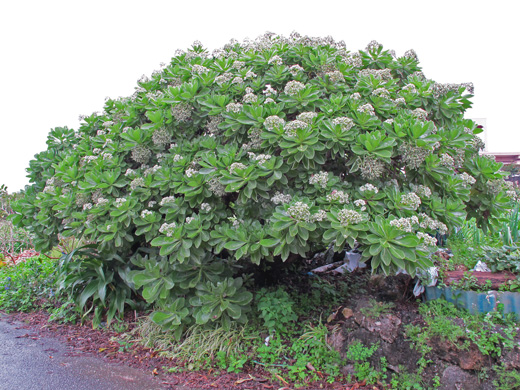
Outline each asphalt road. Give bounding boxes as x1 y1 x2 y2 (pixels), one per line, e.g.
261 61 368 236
0 316 169 390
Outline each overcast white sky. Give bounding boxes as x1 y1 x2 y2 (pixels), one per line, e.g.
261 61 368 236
1 0 518 192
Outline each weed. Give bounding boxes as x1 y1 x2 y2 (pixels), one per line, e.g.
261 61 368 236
493 363 520 390
345 340 385 384
255 287 298 334
0 255 58 312
389 366 425 390
359 299 395 319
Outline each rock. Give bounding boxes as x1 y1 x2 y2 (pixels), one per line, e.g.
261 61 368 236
431 337 485 370
502 347 520 370
439 365 480 390
341 308 353 319
354 313 402 344
328 328 346 354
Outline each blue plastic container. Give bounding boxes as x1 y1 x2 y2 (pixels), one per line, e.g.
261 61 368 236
424 286 520 318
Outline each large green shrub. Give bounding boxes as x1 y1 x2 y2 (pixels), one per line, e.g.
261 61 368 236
12 33 514 330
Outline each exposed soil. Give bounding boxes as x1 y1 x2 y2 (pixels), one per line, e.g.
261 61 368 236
3 262 520 389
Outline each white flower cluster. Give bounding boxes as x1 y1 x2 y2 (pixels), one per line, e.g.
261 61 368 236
394 97 406 105
93 148 101 155
263 115 285 130
152 129 170 147
337 209 363 226
439 153 455 168
102 152 112 160
309 171 329 188
82 155 98 164
372 88 390 98
366 40 382 51
384 118 394 124
191 64 209 74
171 103 192 122
326 71 345 83
287 202 311 222
148 200 157 207
401 84 417 94
130 177 145 190
358 69 392 80
417 232 438 247
390 216 419 233
271 192 292 205
344 53 362 67
185 216 195 224
357 103 376 116
297 112 317 124
131 145 151 164
226 102 243 113
215 73 233 85
242 93 257 103
185 168 198 178
232 76 244 84
229 162 246 174
160 196 175 206
289 64 304 76
359 183 379 194
327 190 349 204
248 153 272 165
401 192 421 210
96 198 109 206
360 157 385 180
159 222 176 237
413 185 432 198
311 209 327 222
284 80 305 96
228 215 241 228
141 210 153 218
268 55 283 65
411 108 428 121
232 60 245 69
332 117 354 131
244 70 257 79
208 177 226 197
459 172 476 188
172 154 183 162
263 84 277 96
115 198 127 208
144 165 160 176
284 120 308 137
97 130 106 136
103 121 114 128
404 49 419 61
354 199 366 211
82 203 93 211
418 213 448 234
351 92 362 100
399 143 431 170
200 203 212 212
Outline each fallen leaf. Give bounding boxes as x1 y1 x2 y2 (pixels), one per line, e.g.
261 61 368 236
306 362 316 371
342 307 354 318
98 348 107 352
152 368 159 376
275 374 289 385
235 377 253 385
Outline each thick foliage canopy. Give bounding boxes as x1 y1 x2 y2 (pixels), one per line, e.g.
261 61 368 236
13 33 513 330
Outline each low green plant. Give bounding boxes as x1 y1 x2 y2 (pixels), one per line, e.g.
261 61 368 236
389 366 425 390
289 322 344 383
345 340 385 384
255 287 298 334
406 300 517 379
0 255 58 312
360 298 395 318
493 363 520 390
48 299 80 324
